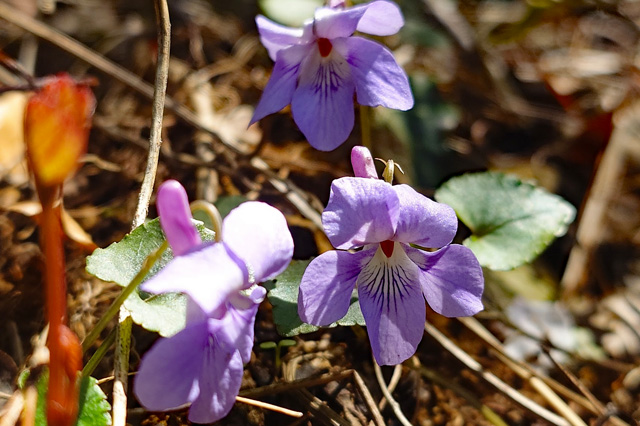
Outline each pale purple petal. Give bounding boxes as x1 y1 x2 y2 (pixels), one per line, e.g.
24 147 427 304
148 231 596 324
299 246 376 326
251 44 312 125
187 319 244 424
255 15 312 61
355 1 404 36
157 180 201 256
313 6 365 39
224 286 266 363
291 49 355 150
351 146 378 179
134 321 208 411
222 201 294 283
322 177 398 249
406 244 484 317
313 1 403 39
328 0 345 8
357 244 426 365
392 184 457 247
343 36 413 110
140 243 248 316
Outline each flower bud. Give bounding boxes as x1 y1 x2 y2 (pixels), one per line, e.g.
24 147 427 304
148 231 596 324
24 73 95 188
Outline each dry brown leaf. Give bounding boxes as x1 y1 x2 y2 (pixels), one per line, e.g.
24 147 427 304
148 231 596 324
0 92 29 185
6 201 97 251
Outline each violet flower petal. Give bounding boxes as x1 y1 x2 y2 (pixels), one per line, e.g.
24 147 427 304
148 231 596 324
313 6 368 39
140 243 247 316
344 36 413 111
299 246 377 326
291 49 355 151
157 180 202 256
406 244 484 317
351 146 378 179
222 201 294 283
357 244 426 365
355 1 404 36
251 44 312 125
187 320 244 424
255 15 311 61
314 1 401 39
322 177 398 249
225 286 266 363
133 321 207 412
392 184 457 247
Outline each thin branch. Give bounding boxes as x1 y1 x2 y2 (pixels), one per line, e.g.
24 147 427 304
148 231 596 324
372 359 412 426
0 2 240 153
112 1 170 426
378 363 402 411
131 0 171 229
412 357 509 426
235 396 303 418
458 317 600 426
352 369 385 426
424 322 570 426
239 370 354 399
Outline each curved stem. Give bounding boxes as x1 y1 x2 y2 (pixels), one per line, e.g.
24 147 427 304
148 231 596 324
82 241 168 352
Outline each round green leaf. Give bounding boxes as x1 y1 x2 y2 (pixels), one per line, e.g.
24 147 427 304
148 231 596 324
265 260 365 337
85 218 214 336
123 291 187 337
36 372 111 426
435 172 576 270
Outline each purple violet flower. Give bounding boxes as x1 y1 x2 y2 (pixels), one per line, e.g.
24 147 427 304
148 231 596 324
298 147 484 365
250 0 414 151
133 180 294 423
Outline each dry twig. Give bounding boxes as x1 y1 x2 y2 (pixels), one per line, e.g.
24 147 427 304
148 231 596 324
424 322 571 426
112 1 170 426
372 358 412 426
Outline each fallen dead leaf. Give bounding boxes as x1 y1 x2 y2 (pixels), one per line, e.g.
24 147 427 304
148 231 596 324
0 92 29 185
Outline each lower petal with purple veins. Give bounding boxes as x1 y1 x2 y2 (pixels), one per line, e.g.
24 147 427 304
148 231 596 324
357 243 426 365
133 321 209 412
291 47 355 151
299 247 376 326
406 244 484 317
188 320 244 424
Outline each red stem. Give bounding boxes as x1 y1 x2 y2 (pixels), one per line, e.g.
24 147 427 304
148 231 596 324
40 189 80 426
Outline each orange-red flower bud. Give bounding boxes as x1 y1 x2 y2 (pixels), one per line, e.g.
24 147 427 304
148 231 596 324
24 73 95 188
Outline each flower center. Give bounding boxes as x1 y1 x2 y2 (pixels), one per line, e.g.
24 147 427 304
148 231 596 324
317 38 332 57
380 240 394 258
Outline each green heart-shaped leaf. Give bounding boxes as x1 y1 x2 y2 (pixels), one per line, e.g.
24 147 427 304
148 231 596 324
435 172 576 270
266 260 365 337
36 372 111 426
86 218 214 336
